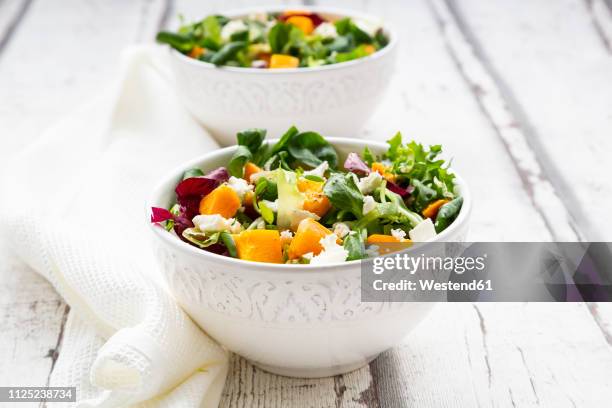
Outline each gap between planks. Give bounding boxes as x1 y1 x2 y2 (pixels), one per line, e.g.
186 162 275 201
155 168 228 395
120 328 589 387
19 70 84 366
428 0 584 243
0 0 32 56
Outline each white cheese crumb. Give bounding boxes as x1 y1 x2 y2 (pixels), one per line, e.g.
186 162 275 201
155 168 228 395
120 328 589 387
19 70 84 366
221 20 248 42
227 176 253 201
261 199 278 212
333 222 351 238
309 234 349 265
354 18 380 38
249 171 271 183
357 171 383 194
362 195 377 215
303 161 329 178
313 22 338 38
408 218 437 242
193 214 242 234
280 230 293 239
390 228 407 241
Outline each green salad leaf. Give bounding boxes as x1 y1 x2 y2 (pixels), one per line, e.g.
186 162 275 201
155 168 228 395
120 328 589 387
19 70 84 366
434 196 463 233
343 231 366 261
268 22 291 53
287 131 338 168
323 173 364 219
228 145 252 177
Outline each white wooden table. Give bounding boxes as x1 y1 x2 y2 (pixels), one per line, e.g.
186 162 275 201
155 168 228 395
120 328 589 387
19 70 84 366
1 0 612 406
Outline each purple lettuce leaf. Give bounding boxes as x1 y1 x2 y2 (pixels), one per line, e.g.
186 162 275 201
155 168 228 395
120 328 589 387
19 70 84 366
205 167 230 183
387 181 414 198
344 152 371 176
150 207 174 223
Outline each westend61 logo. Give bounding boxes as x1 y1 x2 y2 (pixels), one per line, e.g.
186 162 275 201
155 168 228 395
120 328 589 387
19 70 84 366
372 252 487 275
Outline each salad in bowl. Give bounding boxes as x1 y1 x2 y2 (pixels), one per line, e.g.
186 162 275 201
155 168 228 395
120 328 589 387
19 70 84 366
151 127 463 265
156 10 388 69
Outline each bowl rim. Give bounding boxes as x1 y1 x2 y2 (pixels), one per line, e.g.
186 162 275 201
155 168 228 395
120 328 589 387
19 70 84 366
168 5 398 75
147 137 472 273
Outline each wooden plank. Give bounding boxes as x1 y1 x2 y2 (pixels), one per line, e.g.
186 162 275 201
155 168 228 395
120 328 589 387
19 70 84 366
449 0 612 242
0 0 31 53
0 0 168 163
0 0 169 391
0 246 68 387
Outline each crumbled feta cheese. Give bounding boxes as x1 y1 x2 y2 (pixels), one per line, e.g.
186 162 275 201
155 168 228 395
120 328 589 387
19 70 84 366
358 171 383 194
362 195 377 215
261 199 278 212
193 214 242 233
304 161 329 178
249 171 271 183
333 222 351 238
313 22 338 38
354 18 380 38
391 228 407 241
290 210 320 230
249 217 266 230
227 176 253 200
309 234 349 265
408 218 437 242
280 229 293 246
221 20 248 41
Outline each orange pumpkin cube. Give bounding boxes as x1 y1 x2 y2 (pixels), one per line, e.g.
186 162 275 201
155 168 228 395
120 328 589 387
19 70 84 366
234 230 283 263
422 199 450 219
188 46 205 58
297 177 324 193
303 194 332 217
363 44 376 55
288 218 334 259
199 184 241 218
270 54 300 69
366 234 401 244
286 15 314 35
243 162 262 182
371 162 387 175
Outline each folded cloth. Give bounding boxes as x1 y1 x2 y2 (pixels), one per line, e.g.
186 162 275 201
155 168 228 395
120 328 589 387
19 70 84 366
0 45 228 407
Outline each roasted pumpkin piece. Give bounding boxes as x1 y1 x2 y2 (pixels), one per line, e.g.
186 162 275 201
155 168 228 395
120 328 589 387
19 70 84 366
297 178 324 193
286 15 314 34
363 44 376 55
269 54 300 69
243 162 262 182
366 234 402 244
288 218 335 259
189 46 205 58
422 199 450 219
234 230 283 263
371 162 387 175
199 184 241 218
302 194 331 217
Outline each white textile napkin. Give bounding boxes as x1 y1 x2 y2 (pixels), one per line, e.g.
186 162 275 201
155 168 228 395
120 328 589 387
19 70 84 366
0 46 229 407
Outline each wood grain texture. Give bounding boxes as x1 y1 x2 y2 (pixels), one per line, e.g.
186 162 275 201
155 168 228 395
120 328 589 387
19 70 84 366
451 0 612 241
0 0 168 393
1 0 612 407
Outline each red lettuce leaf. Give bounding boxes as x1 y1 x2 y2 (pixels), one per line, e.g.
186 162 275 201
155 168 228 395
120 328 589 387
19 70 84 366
278 12 324 27
344 152 371 176
175 177 218 219
387 181 414 198
173 213 195 240
205 167 230 183
150 207 174 223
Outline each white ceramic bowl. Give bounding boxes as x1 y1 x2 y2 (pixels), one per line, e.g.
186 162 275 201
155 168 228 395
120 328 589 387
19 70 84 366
168 6 398 145
148 138 471 378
